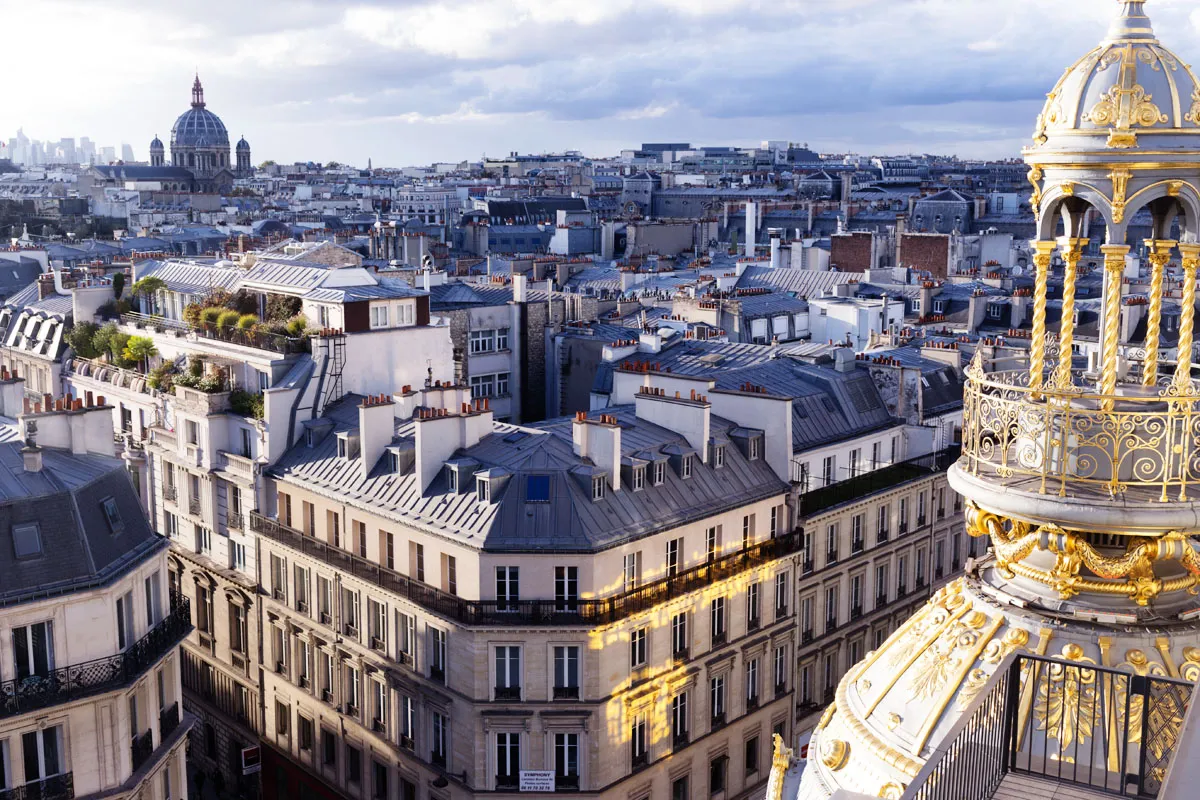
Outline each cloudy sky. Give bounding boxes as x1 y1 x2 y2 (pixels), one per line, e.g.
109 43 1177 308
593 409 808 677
6 0 1200 167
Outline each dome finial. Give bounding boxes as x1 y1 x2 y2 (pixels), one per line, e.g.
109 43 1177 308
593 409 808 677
191 74 205 109
1107 0 1156 42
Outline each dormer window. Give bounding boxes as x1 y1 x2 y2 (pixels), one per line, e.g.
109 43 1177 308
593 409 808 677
305 429 315 448
477 477 491 503
592 476 606 501
932 299 946 314
447 467 458 494
987 304 1005 320
653 461 666 486
632 466 646 491
387 451 399 472
337 438 347 459
102 497 124 534
748 437 761 461
713 445 726 469
681 455 693 479
12 522 41 559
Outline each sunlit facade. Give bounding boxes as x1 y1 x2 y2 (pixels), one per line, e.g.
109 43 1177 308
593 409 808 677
254 381 799 799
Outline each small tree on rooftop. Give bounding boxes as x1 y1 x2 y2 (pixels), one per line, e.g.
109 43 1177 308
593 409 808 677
123 336 158 373
92 322 120 361
65 321 101 359
112 272 125 300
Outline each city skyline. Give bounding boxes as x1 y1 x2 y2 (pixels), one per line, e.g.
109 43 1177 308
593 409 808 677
9 0 1200 167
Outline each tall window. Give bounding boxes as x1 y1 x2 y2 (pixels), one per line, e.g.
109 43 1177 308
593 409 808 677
555 566 578 611
230 605 248 656
368 600 387 650
775 572 789 617
630 627 648 669
775 645 787 693
710 674 726 724
710 597 727 645
671 612 689 658
496 567 519 611
496 732 520 788
21 727 62 783
554 646 580 698
431 712 447 766
554 733 579 785
747 582 760 627
666 538 681 577
495 646 521 699
746 658 760 706
671 692 689 744
196 585 213 635
413 543 425 582
630 713 647 765
343 589 360 636
623 552 642 592
742 514 754 548
11 622 53 680
706 526 720 562
116 591 134 651
294 566 310 614
429 628 447 680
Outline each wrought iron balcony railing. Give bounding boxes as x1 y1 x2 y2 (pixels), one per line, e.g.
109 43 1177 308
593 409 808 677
960 363 1200 502
901 652 1194 800
0 773 74 800
130 729 153 772
0 594 190 719
159 701 180 740
252 512 800 626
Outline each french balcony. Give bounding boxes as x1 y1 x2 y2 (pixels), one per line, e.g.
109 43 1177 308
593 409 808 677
494 686 522 701
876 529 889 544
188 497 201 516
163 485 177 503
159 701 180 740
0 773 74 800
673 729 689 749
553 686 580 700
0 594 191 720
556 774 580 790
747 614 761 632
428 665 445 683
251 512 801 627
130 729 154 772
851 538 864 555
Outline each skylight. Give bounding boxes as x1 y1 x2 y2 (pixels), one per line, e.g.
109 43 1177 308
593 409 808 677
12 522 42 559
102 497 124 534
526 475 551 502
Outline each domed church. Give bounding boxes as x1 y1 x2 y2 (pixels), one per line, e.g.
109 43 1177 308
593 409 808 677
770 2 1200 798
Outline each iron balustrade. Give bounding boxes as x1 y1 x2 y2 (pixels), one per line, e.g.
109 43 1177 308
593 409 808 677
0 594 190 719
130 729 153 772
556 774 580 790
252 512 800 626
553 686 580 700
159 701 180 740
901 653 1195 800
494 687 521 701
801 447 961 517
0 774 74 800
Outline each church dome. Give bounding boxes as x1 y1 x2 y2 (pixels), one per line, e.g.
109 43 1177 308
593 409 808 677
170 76 230 150
1032 0 1200 150
150 136 163 151
236 136 251 152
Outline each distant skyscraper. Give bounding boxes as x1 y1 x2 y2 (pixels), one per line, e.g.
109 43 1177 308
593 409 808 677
121 143 135 163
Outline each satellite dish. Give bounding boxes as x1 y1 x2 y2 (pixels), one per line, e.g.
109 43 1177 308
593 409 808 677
1011 265 1024 277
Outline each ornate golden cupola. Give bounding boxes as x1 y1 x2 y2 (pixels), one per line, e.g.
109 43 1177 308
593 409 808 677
792 3 1200 799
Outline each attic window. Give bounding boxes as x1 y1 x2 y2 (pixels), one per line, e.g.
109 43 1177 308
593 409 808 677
932 299 946 314
12 522 41 559
681 455 693 479
526 475 551 503
447 467 459 494
987 304 1005 320
387 451 399 473
337 438 347 459
713 445 726 469
477 476 491 503
748 437 761 461
102 497 124 534
652 461 666 486
632 466 646 491
305 429 315 448
591 476 606 501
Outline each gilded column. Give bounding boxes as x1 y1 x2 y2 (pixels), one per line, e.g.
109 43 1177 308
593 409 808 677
1029 240 1057 392
1142 239 1175 387
1099 244 1132 404
1054 238 1088 388
1175 243 1200 390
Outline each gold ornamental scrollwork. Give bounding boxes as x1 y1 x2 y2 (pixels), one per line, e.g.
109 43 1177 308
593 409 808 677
1034 644 1099 751
819 738 849 770
1110 168 1133 224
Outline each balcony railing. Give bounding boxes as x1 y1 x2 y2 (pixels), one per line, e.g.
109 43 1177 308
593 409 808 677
901 652 1195 800
553 686 580 700
673 730 690 748
959 364 1200 502
121 312 306 355
631 751 648 770
494 686 521 701
252 512 800 626
0 594 190 719
130 729 153 772
163 485 177 503
0 774 74 800
801 447 961 516
159 701 180 740
556 774 580 790
188 497 201 516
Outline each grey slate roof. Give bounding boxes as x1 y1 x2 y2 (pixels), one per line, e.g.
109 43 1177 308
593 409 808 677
141 259 246 295
269 399 787 553
0 440 163 606
735 266 863 296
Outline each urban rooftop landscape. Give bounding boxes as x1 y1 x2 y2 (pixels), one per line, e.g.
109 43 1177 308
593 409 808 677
2 1 1200 800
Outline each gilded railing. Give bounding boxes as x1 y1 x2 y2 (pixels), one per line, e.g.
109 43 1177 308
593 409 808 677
961 362 1200 502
